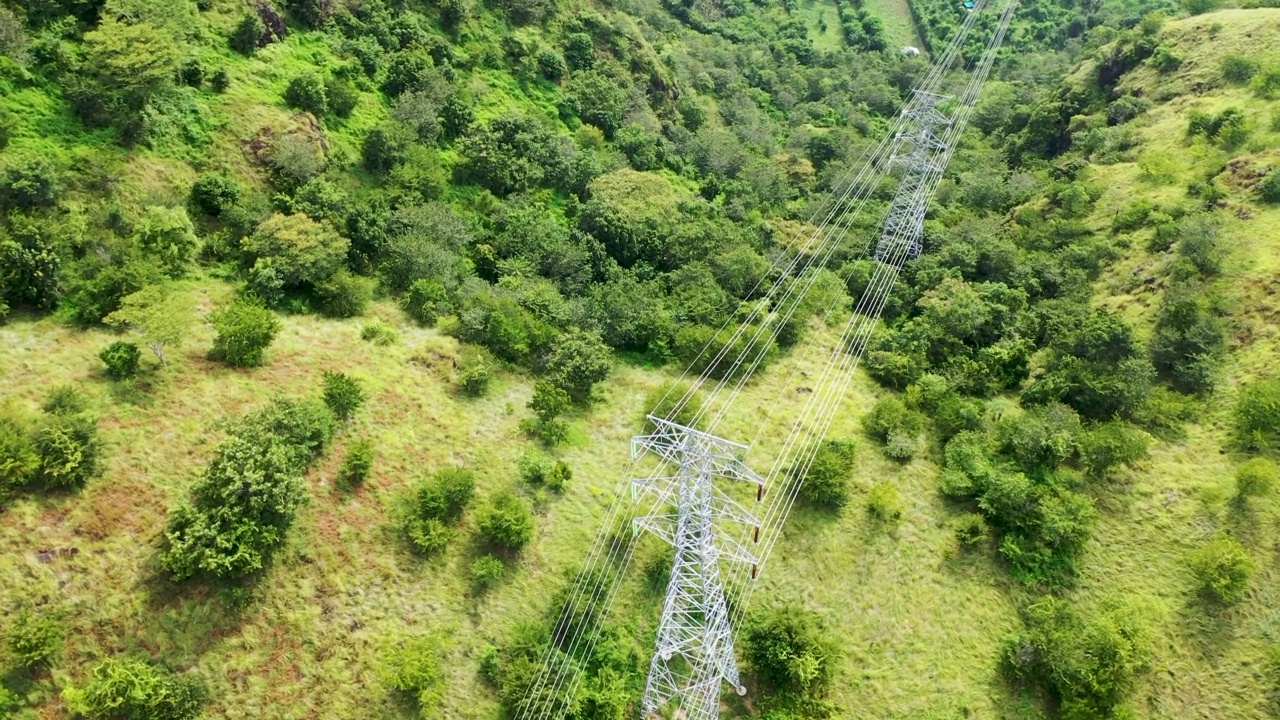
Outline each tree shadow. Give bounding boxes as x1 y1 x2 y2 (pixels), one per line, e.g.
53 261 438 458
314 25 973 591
137 549 261 661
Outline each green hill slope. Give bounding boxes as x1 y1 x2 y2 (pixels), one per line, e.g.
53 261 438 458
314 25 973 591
2 0 1280 718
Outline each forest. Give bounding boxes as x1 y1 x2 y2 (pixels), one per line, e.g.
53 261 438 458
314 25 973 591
2 0 1280 713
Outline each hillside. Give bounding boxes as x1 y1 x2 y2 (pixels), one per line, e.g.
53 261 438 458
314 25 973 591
2 0 1280 717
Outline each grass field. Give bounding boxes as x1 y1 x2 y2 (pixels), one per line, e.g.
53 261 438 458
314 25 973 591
4 7 1280 720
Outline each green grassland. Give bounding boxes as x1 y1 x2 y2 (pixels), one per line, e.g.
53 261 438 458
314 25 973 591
3 1 1280 719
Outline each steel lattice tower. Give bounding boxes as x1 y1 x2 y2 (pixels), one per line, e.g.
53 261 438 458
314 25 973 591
632 416 764 720
874 90 953 263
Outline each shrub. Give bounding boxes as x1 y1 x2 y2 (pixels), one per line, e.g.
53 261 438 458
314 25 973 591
476 490 534 551
362 126 407 174
382 636 443 716
190 173 241 216
543 329 611 403
322 371 364 422
954 513 989 548
471 554 505 593
1236 457 1278 501
1259 170 1280 204
1221 53 1259 84
398 468 476 555
794 438 856 509
209 299 281 367
134 206 199 277
1 154 59 210
1079 422 1150 477
0 411 39 495
457 347 494 397
1190 536 1253 605
863 396 925 453
42 386 89 417
866 481 903 524
526 380 570 435
360 321 398 346
65 657 206 720
998 403 1081 471
337 437 374 489
518 449 551 486
5 610 63 669
243 213 348 293
230 14 267 55
1235 379 1280 449
210 68 230 92
1002 597 1152 718
1253 65 1280 99
403 279 449 326
284 73 327 115
546 460 571 492
314 269 372 318
743 605 835 710
34 413 102 490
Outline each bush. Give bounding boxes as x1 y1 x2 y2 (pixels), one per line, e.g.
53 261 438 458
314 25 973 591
5 610 63 669
243 213 348 293
1079 422 1149 477
134 206 199 277
361 321 398 346
210 68 230 92
65 657 206 720
1221 54 1259 84
1259 170 1280 204
865 481 903 523
954 512 989 548
34 413 103 490
382 636 443 716
546 460 571 492
284 73 327 115
398 468 476 555
794 438 856 509
1190 536 1253 605
190 173 241 216
457 347 494 397
1002 596 1152 718
518 449 551 486
743 605 835 711
1252 65 1280 99
0 411 39 495
476 490 534 551
863 396 925 453
161 398 330 580
337 437 374 489
209 299 281 367
42 386 89 416
231 13 267 55
1 154 59 210
314 269 372 318
403 279 449 326
1235 379 1280 449
998 403 1081 471
1236 457 1278 501
543 329 611 403
322 371 363 422
471 554 505 593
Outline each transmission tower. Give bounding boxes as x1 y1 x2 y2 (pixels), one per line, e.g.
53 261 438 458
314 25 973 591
632 415 764 720
874 90 953 264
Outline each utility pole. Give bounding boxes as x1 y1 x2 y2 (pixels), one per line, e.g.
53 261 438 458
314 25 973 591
874 90 953 264
632 415 764 720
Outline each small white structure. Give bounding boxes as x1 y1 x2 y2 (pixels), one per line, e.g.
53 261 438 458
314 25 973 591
902 45 921 56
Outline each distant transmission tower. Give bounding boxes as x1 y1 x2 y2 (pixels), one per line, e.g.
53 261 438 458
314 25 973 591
631 416 764 720
874 90 953 263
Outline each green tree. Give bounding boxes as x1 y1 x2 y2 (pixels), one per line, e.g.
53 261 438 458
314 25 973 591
337 437 374 489
543 329 611 403
525 380 570 446
321 371 364 422
190 172 241 216
72 18 181 137
1 410 39 498
209 298 281 367
567 70 628 136
242 213 349 294
230 13 266 55
135 206 199 277
104 285 195 367
476 490 535 551
284 72 327 115
397 468 476 555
